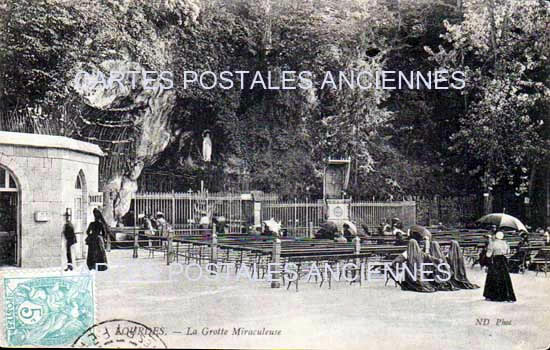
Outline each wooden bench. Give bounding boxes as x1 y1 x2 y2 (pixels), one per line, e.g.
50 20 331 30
531 248 550 277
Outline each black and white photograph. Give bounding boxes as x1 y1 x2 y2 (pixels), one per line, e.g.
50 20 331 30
0 0 548 349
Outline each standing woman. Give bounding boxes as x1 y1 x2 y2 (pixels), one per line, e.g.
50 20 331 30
483 232 516 302
86 208 109 271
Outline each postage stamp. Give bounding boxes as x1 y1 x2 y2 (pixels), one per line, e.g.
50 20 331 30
3 275 95 347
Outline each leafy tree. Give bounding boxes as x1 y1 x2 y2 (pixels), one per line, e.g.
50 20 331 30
1 0 547 224
427 0 549 218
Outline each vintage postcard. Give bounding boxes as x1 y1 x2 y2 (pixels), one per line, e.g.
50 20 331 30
0 0 549 349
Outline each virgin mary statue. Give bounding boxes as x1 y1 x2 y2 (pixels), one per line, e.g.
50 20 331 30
202 130 212 162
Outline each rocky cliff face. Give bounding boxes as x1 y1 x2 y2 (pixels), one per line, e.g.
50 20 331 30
62 0 202 225
72 60 177 225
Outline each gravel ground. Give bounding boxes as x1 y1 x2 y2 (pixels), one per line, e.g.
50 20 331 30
91 250 550 350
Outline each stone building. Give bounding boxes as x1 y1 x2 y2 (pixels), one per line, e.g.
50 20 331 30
0 131 103 268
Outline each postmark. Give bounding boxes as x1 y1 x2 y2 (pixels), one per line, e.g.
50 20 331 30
72 319 168 348
3 274 94 346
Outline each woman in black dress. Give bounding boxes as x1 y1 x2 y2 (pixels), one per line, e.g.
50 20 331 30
86 208 109 271
447 240 479 289
483 232 516 302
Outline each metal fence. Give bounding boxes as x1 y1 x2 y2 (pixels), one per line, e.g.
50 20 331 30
133 192 253 234
261 199 324 237
350 201 416 233
130 192 416 237
262 200 417 238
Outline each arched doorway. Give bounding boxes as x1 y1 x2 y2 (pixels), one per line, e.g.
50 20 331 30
73 170 88 259
0 165 19 266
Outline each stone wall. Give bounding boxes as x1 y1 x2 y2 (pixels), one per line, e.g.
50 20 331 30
0 143 100 268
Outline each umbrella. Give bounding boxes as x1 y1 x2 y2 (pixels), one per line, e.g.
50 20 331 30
391 217 401 225
199 216 210 225
408 225 432 240
339 220 357 235
320 221 339 233
315 221 338 239
476 213 527 232
264 218 282 234
213 215 226 223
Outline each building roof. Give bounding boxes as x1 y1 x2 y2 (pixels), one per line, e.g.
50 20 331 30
0 131 104 157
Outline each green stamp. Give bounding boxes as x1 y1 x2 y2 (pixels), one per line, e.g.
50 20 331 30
4 275 94 346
